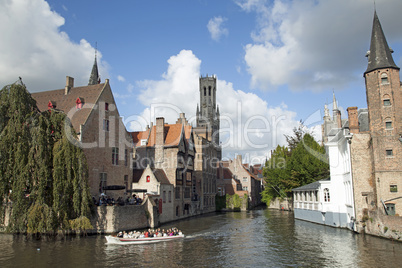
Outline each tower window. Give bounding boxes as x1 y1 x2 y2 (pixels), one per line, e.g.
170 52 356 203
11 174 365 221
386 149 393 157
381 73 389 85
208 86 211 96
386 121 392 129
204 87 206 96
383 99 391 106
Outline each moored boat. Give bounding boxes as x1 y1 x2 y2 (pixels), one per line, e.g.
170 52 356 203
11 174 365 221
105 234 185 244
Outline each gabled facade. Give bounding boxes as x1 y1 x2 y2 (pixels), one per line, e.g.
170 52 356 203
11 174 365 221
32 75 133 200
131 165 174 223
130 114 196 220
219 155 263 209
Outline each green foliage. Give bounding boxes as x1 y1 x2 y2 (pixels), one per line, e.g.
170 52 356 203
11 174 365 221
225 194 247 210
27 203 57 235
0 83 91 234
215 194 226 211
69 216 93 235
262 129 329 202
287 134 329 187
262 145 290 203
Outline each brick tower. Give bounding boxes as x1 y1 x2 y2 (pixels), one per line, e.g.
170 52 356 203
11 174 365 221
364 11 402 215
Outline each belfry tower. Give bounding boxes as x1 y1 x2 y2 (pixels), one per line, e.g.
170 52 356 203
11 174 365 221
196 75 220 146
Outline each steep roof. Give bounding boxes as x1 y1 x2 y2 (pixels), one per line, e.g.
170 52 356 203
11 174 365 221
31 83 105 132
131 129 150 147
153 169 170 185
365 11 399 74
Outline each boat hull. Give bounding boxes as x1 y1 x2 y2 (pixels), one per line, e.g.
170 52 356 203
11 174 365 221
105 234 185 244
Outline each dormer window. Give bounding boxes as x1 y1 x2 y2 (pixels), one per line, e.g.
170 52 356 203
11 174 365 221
381 73 389 85
76 97 84 109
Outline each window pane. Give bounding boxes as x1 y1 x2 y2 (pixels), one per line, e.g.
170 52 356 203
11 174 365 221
386 121 392 129
383 99 391 106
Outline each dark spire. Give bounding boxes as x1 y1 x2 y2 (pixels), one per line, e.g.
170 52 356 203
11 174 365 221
365 11 399 75
88 46 100 85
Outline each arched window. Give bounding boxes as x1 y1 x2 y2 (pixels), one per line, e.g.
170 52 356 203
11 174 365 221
146 175 150 182
324 188 330 202
381 73 389 85
383 94 391 106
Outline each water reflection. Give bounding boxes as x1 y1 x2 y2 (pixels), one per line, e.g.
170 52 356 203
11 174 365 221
1 209 401 267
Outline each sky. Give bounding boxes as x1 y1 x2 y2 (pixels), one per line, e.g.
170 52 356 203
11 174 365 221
1 0 402 164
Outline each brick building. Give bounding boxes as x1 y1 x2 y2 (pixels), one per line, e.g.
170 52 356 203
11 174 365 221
351 10 402 226
131 114 197 221
31 57 133 200
217 155 263 209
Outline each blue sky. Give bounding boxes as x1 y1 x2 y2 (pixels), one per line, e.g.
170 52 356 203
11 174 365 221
1 0 402 163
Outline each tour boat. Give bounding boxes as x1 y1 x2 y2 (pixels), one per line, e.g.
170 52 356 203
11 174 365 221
105 234 185 244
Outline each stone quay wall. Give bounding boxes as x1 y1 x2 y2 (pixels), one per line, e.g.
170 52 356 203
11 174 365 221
90 196 158 234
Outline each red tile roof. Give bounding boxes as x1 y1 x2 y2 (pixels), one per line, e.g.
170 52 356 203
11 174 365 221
131 122 192 148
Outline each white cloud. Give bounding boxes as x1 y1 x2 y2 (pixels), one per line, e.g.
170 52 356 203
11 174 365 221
237 0 402 91
0 0 108 92
131 49 302 163
117 75 126 82
207 16 229 41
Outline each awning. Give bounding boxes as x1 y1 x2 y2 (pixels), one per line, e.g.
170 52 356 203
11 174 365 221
126 189 147 193
103 185 126 190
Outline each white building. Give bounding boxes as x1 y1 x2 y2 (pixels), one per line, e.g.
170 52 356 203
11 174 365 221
293 94 356 231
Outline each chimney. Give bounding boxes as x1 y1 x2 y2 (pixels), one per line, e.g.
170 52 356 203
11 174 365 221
155 117 165 167
347 107 359 134
65 76 74 95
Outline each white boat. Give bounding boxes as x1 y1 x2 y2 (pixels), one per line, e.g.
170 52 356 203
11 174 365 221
105 234 185 244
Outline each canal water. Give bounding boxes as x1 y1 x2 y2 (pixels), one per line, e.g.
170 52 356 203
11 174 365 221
0 208 401 267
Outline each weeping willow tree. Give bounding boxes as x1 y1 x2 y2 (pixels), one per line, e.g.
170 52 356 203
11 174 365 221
0 82 92 235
